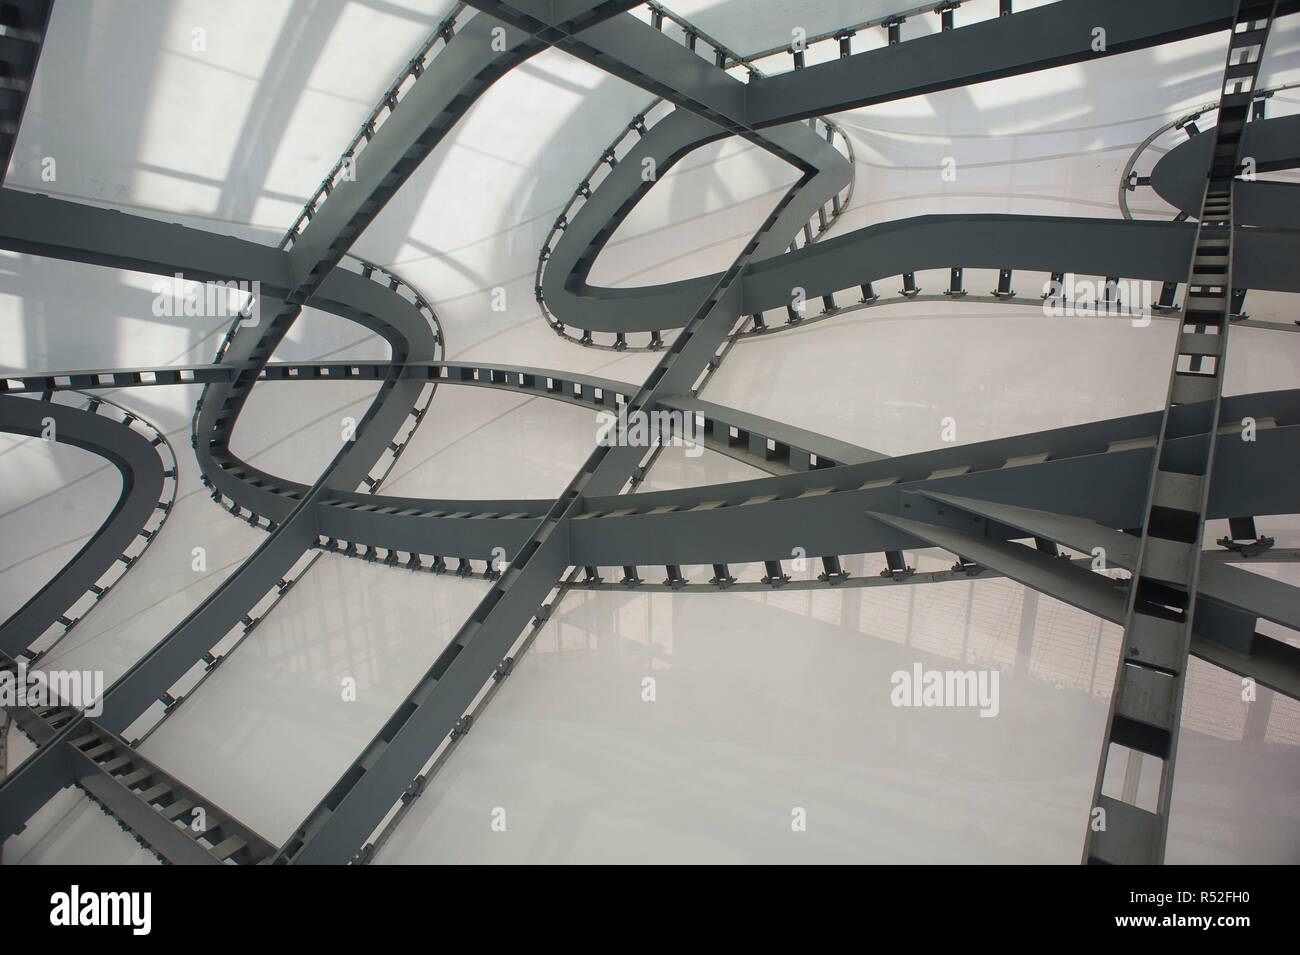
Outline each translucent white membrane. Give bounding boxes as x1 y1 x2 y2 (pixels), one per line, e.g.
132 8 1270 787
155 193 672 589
634 442 767 493
137 554 491 844
263 305 390 364
378 574 1121 864
381 383 603 501
1166 659 1300 863
589 135 797 289
7 0 447 232
377 574 1294 861
822 32 1248 235
1223 325 1300 397
660 0 952 58
703 303 1179 458
228 379 382 488
1 723 159 865
1257 12 1300 90
0 253 232 374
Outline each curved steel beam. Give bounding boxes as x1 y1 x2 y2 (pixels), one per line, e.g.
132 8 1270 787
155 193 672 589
541 107 851 331
0 394 168 656
1150 112 1300 227
5 357 884 480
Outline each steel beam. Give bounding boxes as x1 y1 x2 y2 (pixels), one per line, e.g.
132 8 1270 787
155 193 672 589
1084 0 1281 866
0 396 166 655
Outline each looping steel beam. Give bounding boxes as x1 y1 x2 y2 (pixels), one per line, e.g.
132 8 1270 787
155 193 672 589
0 394 170 657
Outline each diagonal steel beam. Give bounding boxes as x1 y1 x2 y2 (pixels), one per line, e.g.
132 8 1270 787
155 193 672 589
272 158 824 861
0 0 54 186
864 509 1128 623
1083 0 1282 866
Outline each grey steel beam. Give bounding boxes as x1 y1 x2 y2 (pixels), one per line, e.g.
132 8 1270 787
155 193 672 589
0 0 55 185
0 188 290 289
460 0 647 34
10 361 1296 583
1 364 230 393
567 417 1300 567
1200 561 1300 634
185 392 1300 570
0 395 166 655
740 213 1300 315
6 355 882 483
745 0 1269 127
0 655 78 747
1084 0 1280 866
916 489 1300 637
546 208 1300 334
916 490 1139 567
659 393 887 469
67 722 276 865
864 509 1128 623
482 0 1270 140
1150 113 1300 228
887 490 1300 702
1 675 276 864
549 548 1300 591
1192 629 1300 701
